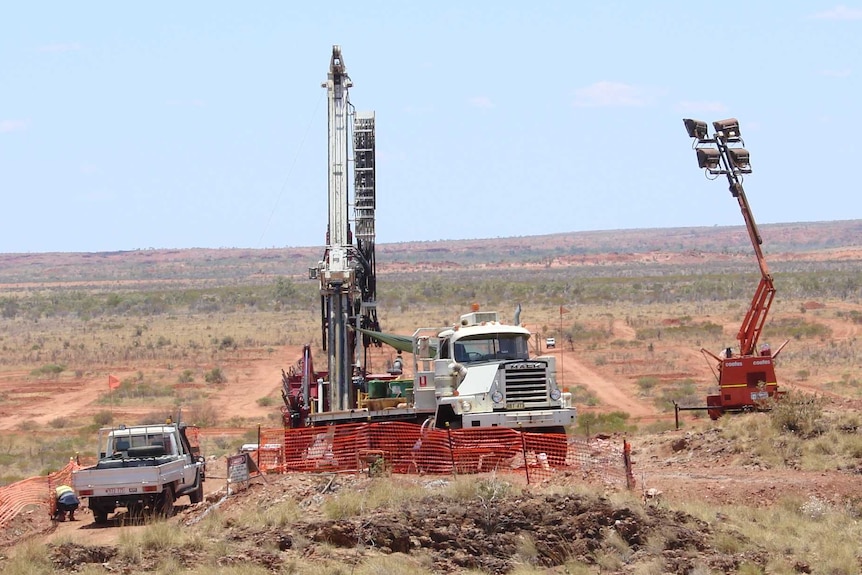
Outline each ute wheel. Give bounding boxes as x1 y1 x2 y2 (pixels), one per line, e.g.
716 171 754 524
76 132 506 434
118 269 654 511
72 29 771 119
160 488 175 518
93 508 109 524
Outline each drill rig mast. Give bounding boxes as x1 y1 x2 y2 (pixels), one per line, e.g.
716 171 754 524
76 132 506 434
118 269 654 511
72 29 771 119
310 45 380 413
683 118 786 419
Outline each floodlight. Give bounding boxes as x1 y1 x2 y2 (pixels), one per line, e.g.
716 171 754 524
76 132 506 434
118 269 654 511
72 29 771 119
696 147 721 170
683 118 709 140
727 147 752 172
712 118 741 140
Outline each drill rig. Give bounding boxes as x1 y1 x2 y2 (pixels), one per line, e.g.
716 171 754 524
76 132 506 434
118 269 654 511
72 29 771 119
283 47 576 438
305 45 381 414
683 118 787 420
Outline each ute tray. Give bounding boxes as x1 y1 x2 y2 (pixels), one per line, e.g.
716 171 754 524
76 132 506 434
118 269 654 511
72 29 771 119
94 445 174 469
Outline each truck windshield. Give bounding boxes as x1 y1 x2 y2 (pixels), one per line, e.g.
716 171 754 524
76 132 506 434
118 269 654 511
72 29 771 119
452 334 529 363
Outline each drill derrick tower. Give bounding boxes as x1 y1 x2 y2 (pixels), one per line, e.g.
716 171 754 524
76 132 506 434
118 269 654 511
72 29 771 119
312 45 378 413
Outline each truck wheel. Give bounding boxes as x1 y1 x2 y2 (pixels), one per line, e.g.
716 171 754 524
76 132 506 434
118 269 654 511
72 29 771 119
160 488 175 518
93 508 109 524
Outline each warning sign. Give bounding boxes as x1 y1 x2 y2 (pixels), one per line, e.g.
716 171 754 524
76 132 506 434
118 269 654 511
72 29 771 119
227 453 250 484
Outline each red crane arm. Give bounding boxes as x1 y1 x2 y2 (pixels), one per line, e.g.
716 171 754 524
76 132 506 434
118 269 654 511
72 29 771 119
737 276 775 356
730 181 775 355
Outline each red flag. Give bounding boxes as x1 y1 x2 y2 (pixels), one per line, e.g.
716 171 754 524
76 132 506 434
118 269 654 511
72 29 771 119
108 374 120 390
560 306 570 315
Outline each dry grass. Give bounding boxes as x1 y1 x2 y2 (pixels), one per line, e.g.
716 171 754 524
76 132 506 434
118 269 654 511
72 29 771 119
322 478 427 520
677 495 862 575
3 540 54 575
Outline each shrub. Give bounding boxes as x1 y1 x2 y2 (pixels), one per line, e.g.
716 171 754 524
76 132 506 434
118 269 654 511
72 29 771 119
205 368 227 384
187 402 219 427
576 411 635 436
769 390 825 437
568 385 599 406
48 417 70 429
178 369 195 383
218 336 236 350
30 364 66 377
93 411 113 426
654 379 700 411
636 377 659 395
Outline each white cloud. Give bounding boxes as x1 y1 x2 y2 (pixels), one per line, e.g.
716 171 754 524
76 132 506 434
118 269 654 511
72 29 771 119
37 42 82 53
572 82 655 108
0 119 29 133
811 5 862 20
677 101 728 114
468 96 494 109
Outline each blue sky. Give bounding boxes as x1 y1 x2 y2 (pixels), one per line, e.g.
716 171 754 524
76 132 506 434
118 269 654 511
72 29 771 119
1 2 860 253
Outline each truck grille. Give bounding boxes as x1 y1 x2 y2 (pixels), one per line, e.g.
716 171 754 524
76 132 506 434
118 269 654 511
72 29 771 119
503 362 549 408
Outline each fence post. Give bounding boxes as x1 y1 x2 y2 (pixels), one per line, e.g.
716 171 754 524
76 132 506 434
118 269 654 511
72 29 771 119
623 439 635 490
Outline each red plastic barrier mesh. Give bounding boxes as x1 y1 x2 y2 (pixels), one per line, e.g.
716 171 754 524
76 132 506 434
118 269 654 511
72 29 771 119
250 424 632 488
0 460 81 528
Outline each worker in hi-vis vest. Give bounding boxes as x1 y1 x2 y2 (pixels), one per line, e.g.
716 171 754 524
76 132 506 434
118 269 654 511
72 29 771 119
53 484 80 521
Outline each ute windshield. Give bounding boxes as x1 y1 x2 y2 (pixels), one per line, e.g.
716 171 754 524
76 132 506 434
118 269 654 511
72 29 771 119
452 333 530 363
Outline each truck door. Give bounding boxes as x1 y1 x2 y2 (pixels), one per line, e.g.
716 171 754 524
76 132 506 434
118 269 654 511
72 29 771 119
177 426 203 486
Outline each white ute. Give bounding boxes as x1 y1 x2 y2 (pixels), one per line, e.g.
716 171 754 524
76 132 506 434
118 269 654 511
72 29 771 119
71 423 206 524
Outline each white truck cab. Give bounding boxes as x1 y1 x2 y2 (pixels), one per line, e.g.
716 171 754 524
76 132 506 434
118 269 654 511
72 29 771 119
413 310 575 431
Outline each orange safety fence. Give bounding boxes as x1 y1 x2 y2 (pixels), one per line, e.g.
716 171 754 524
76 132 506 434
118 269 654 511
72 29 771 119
245 423 634 488
0 459 81 528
